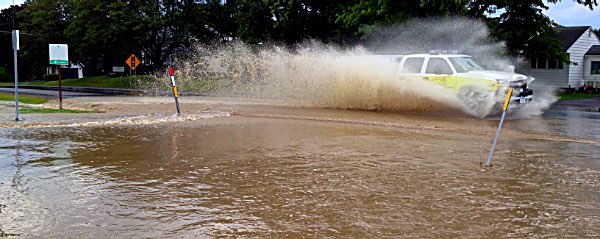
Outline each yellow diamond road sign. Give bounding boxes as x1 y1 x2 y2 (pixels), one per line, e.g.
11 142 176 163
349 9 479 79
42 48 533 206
125 54 141 70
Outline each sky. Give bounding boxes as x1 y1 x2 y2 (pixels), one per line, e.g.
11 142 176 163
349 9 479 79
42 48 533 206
0 0 23 11
543 1 600 28
0 0 599 29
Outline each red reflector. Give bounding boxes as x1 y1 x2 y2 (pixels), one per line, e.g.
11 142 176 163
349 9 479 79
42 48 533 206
169 66 174 76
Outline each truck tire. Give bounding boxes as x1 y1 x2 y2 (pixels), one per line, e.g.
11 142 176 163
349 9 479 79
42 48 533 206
458 86 495 118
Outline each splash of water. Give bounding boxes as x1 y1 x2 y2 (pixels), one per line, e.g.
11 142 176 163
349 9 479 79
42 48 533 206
513 86 559 118
0 112 230 129
145 17 555 117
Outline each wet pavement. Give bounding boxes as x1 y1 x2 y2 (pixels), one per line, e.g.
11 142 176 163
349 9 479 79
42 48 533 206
0 96 598 238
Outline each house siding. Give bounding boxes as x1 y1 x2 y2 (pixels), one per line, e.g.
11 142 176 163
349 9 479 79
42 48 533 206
528 68 570 88
566 28 600 86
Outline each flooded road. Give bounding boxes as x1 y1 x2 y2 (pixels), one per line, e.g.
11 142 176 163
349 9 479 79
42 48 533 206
0 96 599 238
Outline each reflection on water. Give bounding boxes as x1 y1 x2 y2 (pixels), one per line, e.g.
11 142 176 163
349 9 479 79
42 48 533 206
0 106 599 238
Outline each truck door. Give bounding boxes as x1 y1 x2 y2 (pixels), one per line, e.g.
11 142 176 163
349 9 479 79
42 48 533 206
424 57 453 87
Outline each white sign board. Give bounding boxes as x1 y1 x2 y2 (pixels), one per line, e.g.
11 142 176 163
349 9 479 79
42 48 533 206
12 30 19 51
112 66 125 73
49 44 69 65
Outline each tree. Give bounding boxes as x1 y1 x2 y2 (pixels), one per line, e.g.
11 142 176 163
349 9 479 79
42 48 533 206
0 5 25 81
65 0 152 74
549 0 598 9
478 0 594 63
230 0 274 44
267 0 346 44
18 0 72 79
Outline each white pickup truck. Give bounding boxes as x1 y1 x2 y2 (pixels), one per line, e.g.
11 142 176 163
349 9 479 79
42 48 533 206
341 52 534 116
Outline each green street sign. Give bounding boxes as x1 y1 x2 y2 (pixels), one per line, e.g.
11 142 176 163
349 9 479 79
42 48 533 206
49 60 69 65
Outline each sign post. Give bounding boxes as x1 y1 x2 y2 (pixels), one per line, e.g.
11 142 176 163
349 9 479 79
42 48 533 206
12 30 19 121
167 65 181 114
125 54 141 76
486 88 514 167
49 44 69 109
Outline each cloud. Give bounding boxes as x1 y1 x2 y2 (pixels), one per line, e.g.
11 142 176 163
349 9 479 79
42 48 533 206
544 1 600 28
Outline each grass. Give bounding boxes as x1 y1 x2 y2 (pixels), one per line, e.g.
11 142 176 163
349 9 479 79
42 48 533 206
19 108 99 114
0 92 48 104
559 92 600 100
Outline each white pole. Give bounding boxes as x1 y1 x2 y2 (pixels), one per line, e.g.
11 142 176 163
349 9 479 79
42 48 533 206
12 30 19 121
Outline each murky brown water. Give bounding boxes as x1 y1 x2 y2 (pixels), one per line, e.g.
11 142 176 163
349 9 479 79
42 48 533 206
1 97 599 238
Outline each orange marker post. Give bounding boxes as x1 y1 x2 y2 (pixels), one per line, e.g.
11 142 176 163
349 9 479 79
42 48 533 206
167 65 181 114
486 88 513 167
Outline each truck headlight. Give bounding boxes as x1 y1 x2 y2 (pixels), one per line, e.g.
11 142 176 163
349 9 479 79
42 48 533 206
496 79 508 90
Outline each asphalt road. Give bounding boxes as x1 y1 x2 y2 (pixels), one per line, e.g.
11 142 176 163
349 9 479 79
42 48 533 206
0 87 104 97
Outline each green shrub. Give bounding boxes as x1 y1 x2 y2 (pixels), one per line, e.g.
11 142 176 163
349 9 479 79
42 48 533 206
43 74 59 81
0 67 11 82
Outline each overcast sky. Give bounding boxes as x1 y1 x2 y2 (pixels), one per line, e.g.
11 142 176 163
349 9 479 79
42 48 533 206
543 1 600 28
0 0 599 29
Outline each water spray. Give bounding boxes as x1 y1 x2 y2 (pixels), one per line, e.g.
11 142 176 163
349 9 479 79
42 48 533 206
167 65 181 114
161 18 554 118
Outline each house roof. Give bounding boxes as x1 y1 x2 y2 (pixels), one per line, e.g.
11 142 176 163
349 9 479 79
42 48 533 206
585 45 600 55
553 26 591 51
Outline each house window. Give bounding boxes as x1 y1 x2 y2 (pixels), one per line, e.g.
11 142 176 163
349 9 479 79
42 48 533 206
531 55 564 69
592 61 600 74
537 56 547 69
548 58 557 69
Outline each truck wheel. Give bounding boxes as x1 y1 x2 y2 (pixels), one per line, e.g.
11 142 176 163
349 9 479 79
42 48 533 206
458 86 495 117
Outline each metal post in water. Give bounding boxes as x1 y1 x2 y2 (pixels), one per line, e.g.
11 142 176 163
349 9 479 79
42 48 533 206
167 65 181 114
486 88 513 167
12 30 19 121
58 66 63 109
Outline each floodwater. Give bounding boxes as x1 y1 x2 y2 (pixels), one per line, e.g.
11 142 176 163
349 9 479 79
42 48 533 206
0 96 598 238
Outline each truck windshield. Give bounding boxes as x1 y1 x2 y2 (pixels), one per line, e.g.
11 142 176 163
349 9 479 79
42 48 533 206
449 57 484 73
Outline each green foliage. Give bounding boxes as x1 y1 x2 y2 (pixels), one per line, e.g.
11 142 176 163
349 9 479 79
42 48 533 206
548 0 598 10
43 74 59 81
233 0 274 44
559 92 600 100
336 0 469 35
18 0 71 78
0 0 595 79
0 67 11 82
486 0 569 62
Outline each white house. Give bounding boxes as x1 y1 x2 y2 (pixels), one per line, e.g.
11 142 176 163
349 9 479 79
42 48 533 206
520 26 600 89
46 62 84 79
584 45 600 83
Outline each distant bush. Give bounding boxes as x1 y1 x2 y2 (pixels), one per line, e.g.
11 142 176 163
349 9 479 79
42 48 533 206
0 67 11 82
43 74 59 81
